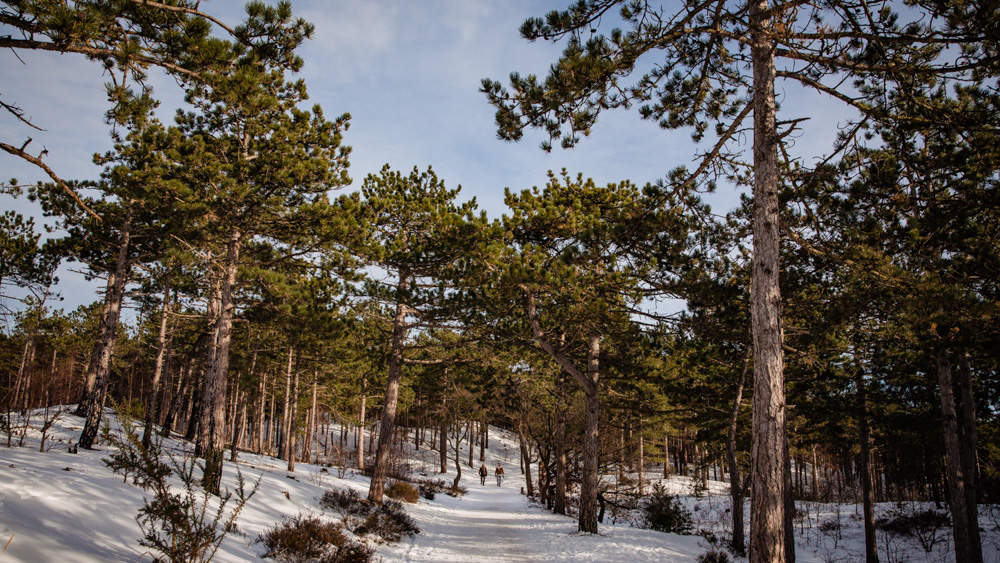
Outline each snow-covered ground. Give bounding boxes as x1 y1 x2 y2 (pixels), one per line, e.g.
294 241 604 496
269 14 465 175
1 409 997 562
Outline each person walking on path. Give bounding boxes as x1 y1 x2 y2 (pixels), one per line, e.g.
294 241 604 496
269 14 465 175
495 463 505 486
479 464 488 486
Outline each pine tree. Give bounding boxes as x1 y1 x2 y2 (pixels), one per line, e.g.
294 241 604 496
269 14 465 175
482 3 998 557
341 165 485 503
1 0 313 216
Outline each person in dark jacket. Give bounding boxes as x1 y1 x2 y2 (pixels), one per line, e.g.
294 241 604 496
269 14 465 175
479 463 488 485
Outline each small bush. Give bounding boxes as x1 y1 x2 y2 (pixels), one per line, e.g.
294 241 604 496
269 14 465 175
258 515 374 563
641 483 693 535
319 488 368 518
877 504 951 553
102 403 258 563
414 478 445 500
353 500 420 543
386 481 420 503
319 488 419 544
696 549 732 563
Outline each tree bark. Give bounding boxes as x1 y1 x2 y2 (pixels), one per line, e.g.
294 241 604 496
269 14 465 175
555 375 567 514
143 278 172 447
518 415 535 497
287 348 301 473
957 350 982 539
368 268 410 503
279 345 294 460
78 206 133 450
857 369 878 563
748 0 787 559
937 348 983 563
358 379 367 470
305 373 318 464
200 229 241 495
577 332 601 534
727 353 749 555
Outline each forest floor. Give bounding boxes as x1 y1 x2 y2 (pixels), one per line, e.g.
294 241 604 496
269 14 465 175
0 408 998 562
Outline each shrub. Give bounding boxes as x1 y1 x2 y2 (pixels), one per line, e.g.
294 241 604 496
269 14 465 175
102 404 258 563
353 500 420 543
258 515 374 563
319 488 419 544
414 478 445 500
696 549 732 563
641 483 693 535
386 481 420 503
319 488 369 519
877 504 951 553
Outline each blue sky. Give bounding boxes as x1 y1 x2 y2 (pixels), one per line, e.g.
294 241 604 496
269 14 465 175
1 0 843 315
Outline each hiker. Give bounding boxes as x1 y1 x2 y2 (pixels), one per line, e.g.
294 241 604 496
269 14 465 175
495 463 505 486
479 463 488 486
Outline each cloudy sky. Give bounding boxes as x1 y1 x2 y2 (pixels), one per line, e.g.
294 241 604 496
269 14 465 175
1 0 842 314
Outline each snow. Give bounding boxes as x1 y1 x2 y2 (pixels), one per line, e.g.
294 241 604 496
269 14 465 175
1 410 997 562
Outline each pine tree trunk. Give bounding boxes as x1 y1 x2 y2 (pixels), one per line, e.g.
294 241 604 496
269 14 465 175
578 332 601 534
480 415 486 461
748 0 787 559
728 354 749 555
143 279 172 447
368 269 410 503
518 416 534 497
811 445 818 500
439 416 449 474
638 431 645 497
254 363 267 454
957 350 982 540
79 206 133 449
287 348 301 473
555 392 567 514
937 348 983 563
358 380 367 470
467 419 474 468
857 369 878 563
280 346 294 460
200 230 241 495
305 373 318 464
664 434 670 479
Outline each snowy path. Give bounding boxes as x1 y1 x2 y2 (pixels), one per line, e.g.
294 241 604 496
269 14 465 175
383 469 705 562
382 435 706 562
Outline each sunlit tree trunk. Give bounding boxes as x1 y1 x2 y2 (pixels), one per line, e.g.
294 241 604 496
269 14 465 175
79 206 133 450
200 229 241 494
286 348 301 473
368 268 410 503
578 332 601 534
748 0 787 559
358 379 367 470
143 279 172 447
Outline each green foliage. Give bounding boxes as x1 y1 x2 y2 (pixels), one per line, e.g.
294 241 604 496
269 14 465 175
0 211 59 296
101 405 259 563
640 483 693 535
257 515 374 563
102 407 170 489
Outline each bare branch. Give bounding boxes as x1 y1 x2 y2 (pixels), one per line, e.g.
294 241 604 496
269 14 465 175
0 140 99 220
